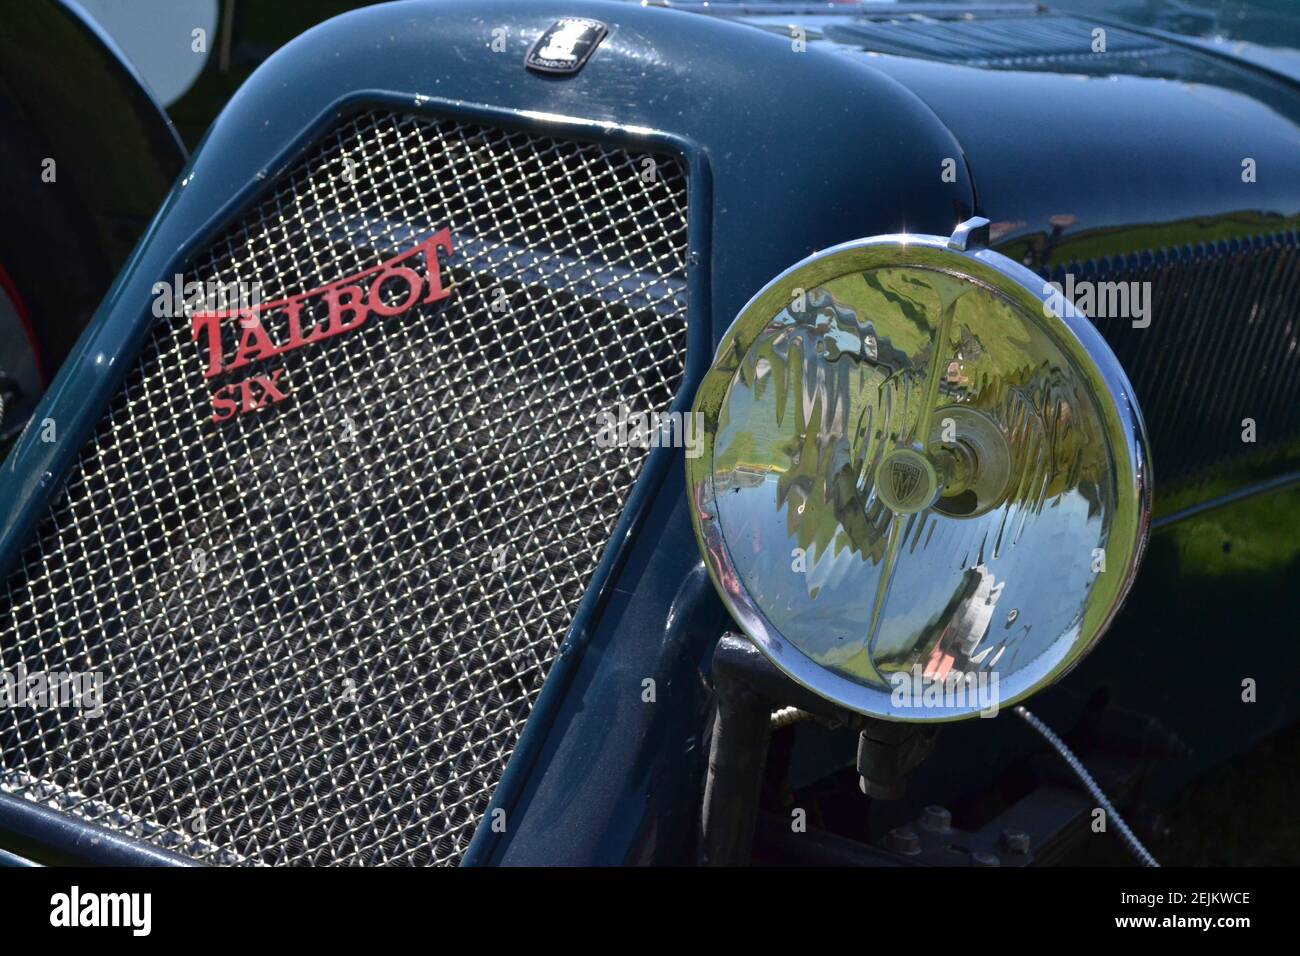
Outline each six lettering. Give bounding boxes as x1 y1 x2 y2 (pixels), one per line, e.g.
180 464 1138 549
191 228 453 423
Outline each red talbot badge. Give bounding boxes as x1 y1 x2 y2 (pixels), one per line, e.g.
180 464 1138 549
191 228 454 422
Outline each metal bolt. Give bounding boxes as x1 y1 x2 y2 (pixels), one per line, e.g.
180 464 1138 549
1001 829 1031 854
919 805 952 831
971 850 1001 867
886 827 921 855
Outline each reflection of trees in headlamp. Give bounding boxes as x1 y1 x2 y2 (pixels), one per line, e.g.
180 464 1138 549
713 265 1117 666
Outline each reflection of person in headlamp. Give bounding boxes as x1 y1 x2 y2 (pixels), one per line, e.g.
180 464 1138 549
916 564 1006 683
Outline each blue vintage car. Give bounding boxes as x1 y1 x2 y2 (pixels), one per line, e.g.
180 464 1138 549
0 0 1298 872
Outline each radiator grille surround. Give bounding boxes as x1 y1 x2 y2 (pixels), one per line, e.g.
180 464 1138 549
0 110 689 865
1046 231 1300 484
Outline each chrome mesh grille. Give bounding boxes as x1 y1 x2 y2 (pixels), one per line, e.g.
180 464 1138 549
0 111 689 864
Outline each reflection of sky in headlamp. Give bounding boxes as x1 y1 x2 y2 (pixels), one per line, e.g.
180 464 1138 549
711 265 1119 692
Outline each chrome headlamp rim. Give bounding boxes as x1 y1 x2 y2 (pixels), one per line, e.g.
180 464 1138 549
688 228 1152 721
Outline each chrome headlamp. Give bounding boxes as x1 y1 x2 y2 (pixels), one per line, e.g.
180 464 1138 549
688 219 1150 720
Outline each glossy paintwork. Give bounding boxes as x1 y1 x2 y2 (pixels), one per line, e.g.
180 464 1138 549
1 0 186 261
0 0 184 416
704 3 1300 515
0 0 968 864
496 3 1300 862
686 3 1300 267
859 47 1300 264
0 0 1297 866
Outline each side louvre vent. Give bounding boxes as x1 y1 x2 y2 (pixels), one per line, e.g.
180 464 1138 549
0 111 689 865
823 14 1168 70
1047 232 1300 485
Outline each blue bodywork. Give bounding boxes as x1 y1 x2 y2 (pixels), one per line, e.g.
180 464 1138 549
3 0 1300 864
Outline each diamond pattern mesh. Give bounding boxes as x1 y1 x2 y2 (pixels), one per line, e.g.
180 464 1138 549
1045 231 1300 484
0 111 689 864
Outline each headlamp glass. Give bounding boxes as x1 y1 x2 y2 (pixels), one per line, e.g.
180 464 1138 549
689 229 1150 719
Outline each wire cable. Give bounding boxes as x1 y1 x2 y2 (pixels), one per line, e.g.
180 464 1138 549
1013 704 1160 867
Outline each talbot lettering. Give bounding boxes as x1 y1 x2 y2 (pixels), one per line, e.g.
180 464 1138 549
191 228 453 421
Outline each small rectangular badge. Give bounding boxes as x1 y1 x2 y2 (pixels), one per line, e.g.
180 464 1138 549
526 18 608 75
